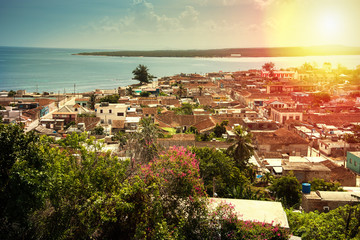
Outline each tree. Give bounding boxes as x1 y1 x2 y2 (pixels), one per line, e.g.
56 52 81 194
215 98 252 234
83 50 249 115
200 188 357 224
191 147 246 197
99 94 119 103
301 62 314 71
213 120 228 138
309 178 343 191
140 91 150 97
132 64 155 85
7 90 16 97
88 93 96 110
226 126 254 169
268 173 301 208
0 124 47 239
177 84 186 98
126 86 134 96
287 204 360 239
93 125 104 135
198 86 203 96
126 117 160 164
262 62 275 78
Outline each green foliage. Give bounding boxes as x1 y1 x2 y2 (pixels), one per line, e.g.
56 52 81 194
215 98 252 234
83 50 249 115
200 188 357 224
309 178 343 191
126 117 160 164
8 90 16 97
132 64 155 84
158 91 168 96
226 126 254 169
191 147 246 197
64 121 75 130
99 94 120 103
312 92 331 105
214 120 228 138
93 125 104 135
185 126 198 134
112 131 127 149
173 103 193 115
268 173 301 208
287 205 360 239
0 124 47 239
0 123 292 240
88 93 96 110
78 113 96 117
140 91 150 97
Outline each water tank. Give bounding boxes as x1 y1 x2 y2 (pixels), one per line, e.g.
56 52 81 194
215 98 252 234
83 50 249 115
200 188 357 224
302 183 311 194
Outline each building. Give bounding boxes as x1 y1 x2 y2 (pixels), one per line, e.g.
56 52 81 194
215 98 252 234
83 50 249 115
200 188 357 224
261 70 295 79
318 139 349 157
302 190 360 213
95 103 127 124
270 107 303 124
253 128 309 156
347 152 360 174
282 162 331 183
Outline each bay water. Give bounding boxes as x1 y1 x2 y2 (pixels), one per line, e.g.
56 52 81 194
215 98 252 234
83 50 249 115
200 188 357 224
1 46 360 93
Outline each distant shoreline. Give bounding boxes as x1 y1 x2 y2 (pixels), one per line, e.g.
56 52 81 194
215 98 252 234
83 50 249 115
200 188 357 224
75 46 360 58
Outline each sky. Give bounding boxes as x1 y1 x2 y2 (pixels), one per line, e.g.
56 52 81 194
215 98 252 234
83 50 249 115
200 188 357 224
0 0 359 50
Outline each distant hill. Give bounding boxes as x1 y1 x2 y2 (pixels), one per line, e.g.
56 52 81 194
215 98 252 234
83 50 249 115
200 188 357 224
75 46 360 58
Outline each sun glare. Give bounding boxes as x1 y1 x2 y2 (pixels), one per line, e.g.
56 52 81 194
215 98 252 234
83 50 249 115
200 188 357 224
319 12 341 37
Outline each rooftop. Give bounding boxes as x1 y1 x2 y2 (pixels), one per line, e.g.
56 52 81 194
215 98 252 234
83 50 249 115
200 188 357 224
209 198 289 229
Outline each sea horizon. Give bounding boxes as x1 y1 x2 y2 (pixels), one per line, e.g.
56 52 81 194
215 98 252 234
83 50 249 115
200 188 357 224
1 46 360 94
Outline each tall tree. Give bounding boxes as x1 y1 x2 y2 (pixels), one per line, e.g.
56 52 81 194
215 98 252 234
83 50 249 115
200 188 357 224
132 64 155 85
268 173 301 208
262 62 275 78
88 93 96 110
226 126 254 169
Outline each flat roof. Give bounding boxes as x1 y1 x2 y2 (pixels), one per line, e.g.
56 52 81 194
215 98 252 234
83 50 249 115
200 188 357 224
209 198 289 228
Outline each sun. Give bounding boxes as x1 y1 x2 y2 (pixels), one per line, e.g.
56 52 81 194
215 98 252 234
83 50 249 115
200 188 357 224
318 12 341 37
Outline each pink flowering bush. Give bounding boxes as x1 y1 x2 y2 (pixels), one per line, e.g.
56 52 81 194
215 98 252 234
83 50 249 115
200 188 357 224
137 146 208 239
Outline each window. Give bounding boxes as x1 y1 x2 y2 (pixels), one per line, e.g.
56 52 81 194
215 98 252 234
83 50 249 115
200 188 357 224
295 116 300 120
100 109 103 113
117 112 124 116
101 119 104 124
109 110 112 114
108 119 112 124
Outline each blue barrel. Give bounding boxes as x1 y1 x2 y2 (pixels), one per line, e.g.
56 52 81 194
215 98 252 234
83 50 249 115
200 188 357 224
302 183 311 194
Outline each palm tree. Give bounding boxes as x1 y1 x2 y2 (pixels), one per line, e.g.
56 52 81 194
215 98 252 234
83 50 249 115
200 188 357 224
227 126 254 169
126 87 134 97
177 84 185 98
88 93 96 110
198 86 203 96
132 64 155 85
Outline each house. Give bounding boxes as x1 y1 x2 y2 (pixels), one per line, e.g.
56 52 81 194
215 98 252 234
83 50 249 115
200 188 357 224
321 160 357 186
95 103 127 124
142 107 158 118
270 107 303 124
347 152 360 174
282 162 331 183
53 104 90 124
302 190 360 213
253 128 309 156
158 134 196 149
75 98 90 108
318 139 348 157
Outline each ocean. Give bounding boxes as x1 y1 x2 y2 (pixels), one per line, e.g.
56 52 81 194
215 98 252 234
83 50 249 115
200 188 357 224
1 46 360 93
